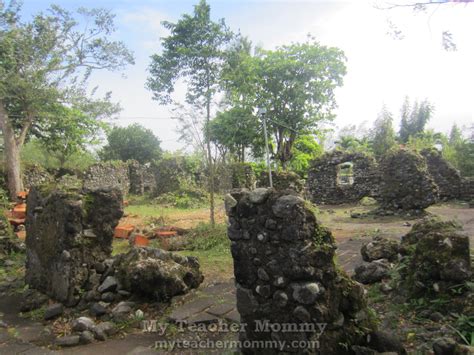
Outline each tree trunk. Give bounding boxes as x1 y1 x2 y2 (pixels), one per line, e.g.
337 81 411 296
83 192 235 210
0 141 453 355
0 103 23 199
205 96 215 226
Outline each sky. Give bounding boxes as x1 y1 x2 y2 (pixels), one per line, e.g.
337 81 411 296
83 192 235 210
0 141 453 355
21 0 474 151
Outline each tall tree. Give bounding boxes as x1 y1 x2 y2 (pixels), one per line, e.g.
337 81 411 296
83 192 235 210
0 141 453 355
0 1 134 198
371 106 397 159
147 0 233 225
399 97 434 143
251 39 346 168
100 124 162 164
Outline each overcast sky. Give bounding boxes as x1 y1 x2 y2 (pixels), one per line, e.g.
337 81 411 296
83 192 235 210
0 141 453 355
24 0 474 150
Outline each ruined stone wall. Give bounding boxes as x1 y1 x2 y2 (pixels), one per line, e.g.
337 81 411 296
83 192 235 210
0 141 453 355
421 149 463 200
461 178 474 202
82 162 130 196
153 156 203 196
379 149 439 212
25 187 123 306
23 164 54 190
307 151 380 204
226 189 378 354
257 170 305 194
128 160 156 195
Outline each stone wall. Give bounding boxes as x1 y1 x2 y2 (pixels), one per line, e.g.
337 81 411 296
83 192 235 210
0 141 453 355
257 170 305 194
379 149 439 213
25 187 123 306
225 189 380 354
128 160 156 195
82 162 130 197
307 151 380 204
461 178 474 202
23 164 54 190
421 149 463 200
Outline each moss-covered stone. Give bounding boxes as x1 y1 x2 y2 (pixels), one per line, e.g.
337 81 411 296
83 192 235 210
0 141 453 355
113 247 203 301
257 170 305 193
379 149 439 212
227 189 383 354
25 186 123 306
399 217 472 298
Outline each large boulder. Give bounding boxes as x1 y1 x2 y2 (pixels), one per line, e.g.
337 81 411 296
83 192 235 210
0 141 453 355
25 187 123 306
113 247 203 301
354 261 390 284
361 236 399 262
226 189 391 354
379 149 439 212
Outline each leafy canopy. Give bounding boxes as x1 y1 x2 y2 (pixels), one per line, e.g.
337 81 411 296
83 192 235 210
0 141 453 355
100 124 162 164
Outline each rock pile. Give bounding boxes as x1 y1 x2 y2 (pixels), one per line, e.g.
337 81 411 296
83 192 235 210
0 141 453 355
398 217 472 298
378 149 439 214
257 171 305 193
353 236 398 285
226 189 402 354
307 151 380 204
113 247 203 300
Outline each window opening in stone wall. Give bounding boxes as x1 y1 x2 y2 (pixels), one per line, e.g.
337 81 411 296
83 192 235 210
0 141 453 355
337 162 354 186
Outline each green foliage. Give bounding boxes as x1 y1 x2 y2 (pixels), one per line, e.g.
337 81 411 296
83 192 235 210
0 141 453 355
32 105 108 167
443 123 474 177
237 38 346 168
450 313 474 346
187 223 229 252
147 0 233 106
399 97 434 143
206 107 264 162
288 134 323 178
335 135 371 154
0 1 134 130
21 139 97 171
405 129 444 152
370 106 397 159
100 124 162 164
154 186 208 209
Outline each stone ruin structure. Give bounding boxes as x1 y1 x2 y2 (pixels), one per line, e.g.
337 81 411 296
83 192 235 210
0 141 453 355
378 149 439 213
127 160 157 195
257 170 305 194
25 187 124 306
25 185 203 307
307 151 379 204
398 217 472 299
421 148 463 200
82 162 131 197
225 189 404 354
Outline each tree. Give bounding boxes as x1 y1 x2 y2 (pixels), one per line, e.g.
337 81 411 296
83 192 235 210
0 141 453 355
33 101 114 167
399 97 434 143
206 107 264 163
100 124 162 164
0 1 134 198
252 39 346 168
288 134 323 178
147 0 233 225
370 106 397 159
